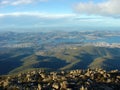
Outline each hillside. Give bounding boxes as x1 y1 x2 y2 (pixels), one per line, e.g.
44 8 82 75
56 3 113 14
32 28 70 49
0 46 120 75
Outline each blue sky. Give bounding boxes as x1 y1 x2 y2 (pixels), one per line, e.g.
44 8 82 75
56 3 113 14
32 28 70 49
0 0 120 32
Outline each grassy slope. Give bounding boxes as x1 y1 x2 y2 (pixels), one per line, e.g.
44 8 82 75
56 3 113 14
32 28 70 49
0 46 120 75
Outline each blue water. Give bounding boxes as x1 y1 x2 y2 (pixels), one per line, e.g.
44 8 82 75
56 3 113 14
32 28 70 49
85 36 120 43
104 36 120 43
6 36 120 45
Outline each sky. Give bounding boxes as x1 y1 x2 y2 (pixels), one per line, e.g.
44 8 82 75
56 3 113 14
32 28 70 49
0 0 120 32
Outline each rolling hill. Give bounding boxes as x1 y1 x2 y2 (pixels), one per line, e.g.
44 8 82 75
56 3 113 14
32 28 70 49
0 46 120 75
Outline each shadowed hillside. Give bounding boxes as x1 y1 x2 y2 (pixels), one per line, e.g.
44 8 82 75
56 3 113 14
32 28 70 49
0 46 120 75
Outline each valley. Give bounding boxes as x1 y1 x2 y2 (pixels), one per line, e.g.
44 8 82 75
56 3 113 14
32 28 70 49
0 31 120 75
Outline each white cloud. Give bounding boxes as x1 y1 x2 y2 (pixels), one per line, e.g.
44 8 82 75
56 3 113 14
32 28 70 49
0 0 47 6
0 0 10 5
11 0 33 5
0 12 76 19
74 0 120 17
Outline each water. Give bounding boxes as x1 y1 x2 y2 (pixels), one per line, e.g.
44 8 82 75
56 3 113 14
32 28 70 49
85 36 120 43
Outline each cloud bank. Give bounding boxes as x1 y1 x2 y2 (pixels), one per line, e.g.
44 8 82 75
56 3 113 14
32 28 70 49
0 12 75 19
74 0 120 17
0 0 47 6
0 12 120 31
0 12 77 28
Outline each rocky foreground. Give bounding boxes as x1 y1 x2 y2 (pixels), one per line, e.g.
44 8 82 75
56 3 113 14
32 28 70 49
0 69 120 90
